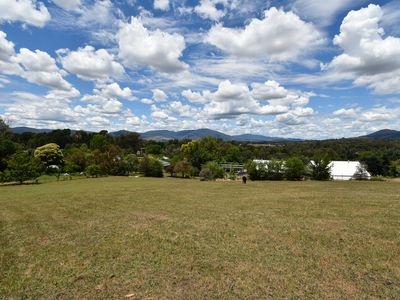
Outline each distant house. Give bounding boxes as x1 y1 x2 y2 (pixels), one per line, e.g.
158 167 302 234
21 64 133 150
254 159 371 181
328 161 371 180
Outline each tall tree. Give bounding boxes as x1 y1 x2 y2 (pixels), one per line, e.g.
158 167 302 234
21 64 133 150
34 143 64 168
6 152 43 184
0 117 10 137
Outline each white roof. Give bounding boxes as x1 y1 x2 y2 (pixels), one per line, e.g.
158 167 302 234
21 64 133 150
328 161 370 179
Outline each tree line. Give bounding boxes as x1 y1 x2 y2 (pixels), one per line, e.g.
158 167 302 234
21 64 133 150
1 118 400 184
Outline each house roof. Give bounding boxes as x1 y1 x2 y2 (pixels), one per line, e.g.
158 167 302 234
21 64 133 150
328 161 370 178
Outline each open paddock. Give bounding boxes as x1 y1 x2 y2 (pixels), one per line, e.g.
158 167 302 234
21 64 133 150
1 177 400 299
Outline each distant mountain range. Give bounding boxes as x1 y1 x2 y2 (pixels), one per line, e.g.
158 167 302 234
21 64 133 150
139 129 301 142
9 127 400 141
362 129 400 140
10 127 300 142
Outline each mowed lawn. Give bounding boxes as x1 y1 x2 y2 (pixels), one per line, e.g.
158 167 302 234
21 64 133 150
1 178 400 299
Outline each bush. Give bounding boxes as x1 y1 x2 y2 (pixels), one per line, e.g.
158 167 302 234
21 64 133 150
285 157 306 181
125 154 139 174
266 160 285 180
201 161 224 179
5 152 43 184
63 161 81 174
174 160 192 178
86 164 101 177
190 166 200 177
310 157 331 180
139 156 164 178
390 160 400 177
199 168 214 181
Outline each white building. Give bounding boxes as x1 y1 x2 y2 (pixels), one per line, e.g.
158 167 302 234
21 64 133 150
328 161 371 181
254 159 371 181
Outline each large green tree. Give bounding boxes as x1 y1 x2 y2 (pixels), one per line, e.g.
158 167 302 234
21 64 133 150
5 152 43 184
0 117 10 137
285 157 306 181
34 143 64 168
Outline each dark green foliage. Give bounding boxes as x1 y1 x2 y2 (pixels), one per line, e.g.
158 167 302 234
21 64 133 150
139 156 164 177
245 160 284 181
125 154 139 174
4 152 43 184
390 160 400 177
310 156 332 180
0 117 10 137
285 157 306 181
63 161 81 174
64 147 87 172
145 143 163 155
182 137 223 169
115 133 141 152
85 164 101 177
245 161 261 181
92 145 128 176
266 160 285 180
201 161 224 179
90 134 110 151
199 168 214 181
359 152 385 176
0 137 17 171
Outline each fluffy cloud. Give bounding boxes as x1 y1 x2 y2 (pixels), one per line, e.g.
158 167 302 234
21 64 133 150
154 0 169 11
152 89 168 102
324 4 400 94
194 0 229 21
94 83 134 100
0 32 77 92
0 31 15 61
182 80 312 119
15 48 73 91
251 80 289 100
80 94 123 114
58 46 125 81
52 0 81 11
0 0 50 27
206 7 323 61
117 17 188 73
181 89 210 104
4 92 78 125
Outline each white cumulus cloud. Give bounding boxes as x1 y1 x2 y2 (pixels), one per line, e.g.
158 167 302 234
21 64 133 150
117 17 188 73
325 4 400 94
58 46 125 81
0 0 50 27
206 7 323 61
154 0 169 11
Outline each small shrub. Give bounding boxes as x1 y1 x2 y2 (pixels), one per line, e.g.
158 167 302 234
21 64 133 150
201 161 224 179
139 156 164 178
174 160 193 178
199 168 214 181
285 157 306 181
86 164 101 177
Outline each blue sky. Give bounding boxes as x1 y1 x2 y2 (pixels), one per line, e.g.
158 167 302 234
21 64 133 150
0 0 399 139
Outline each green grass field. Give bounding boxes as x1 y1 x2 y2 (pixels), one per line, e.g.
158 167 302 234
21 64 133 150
1 177 400 299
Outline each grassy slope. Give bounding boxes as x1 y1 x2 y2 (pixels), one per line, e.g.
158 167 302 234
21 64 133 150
1 178 400 299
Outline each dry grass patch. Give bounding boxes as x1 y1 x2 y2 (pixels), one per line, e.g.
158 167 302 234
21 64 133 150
1 177 400 299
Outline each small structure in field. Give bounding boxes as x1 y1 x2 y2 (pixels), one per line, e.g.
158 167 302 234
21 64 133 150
328 161 371 180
